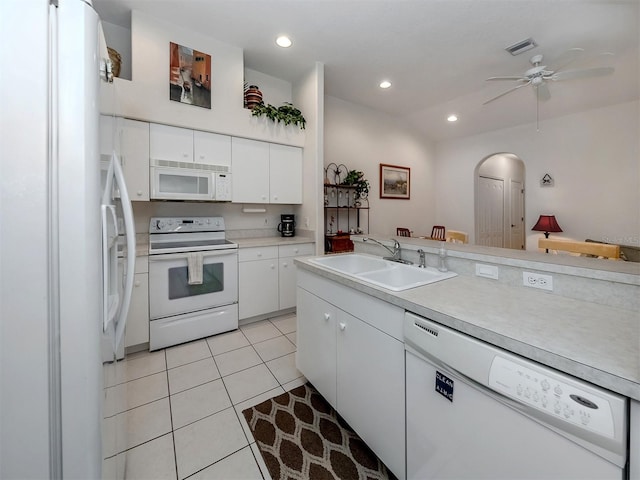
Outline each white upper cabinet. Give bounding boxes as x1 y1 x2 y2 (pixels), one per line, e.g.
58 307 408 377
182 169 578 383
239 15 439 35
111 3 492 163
232 137 303 204
150 124 193 163
99 115 150 201
232 137 270 203
194 130 231 167
270 143 303 204
150 124 232 169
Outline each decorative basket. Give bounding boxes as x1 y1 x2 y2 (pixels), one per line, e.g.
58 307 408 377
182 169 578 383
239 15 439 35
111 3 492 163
107 47 121 78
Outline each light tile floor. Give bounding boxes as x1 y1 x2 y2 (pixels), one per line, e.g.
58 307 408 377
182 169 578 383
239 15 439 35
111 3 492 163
103 313 304 479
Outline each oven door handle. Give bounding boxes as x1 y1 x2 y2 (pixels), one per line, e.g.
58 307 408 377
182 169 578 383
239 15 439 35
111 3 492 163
148 250 237 262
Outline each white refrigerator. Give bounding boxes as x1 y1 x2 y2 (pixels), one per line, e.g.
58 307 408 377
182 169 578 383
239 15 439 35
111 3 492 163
0 0 134 478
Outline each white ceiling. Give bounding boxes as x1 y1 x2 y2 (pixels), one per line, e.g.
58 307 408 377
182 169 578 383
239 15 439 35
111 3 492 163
93 0 639 142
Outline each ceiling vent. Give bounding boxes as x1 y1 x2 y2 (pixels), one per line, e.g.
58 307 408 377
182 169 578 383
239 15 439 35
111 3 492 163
505 37 538 56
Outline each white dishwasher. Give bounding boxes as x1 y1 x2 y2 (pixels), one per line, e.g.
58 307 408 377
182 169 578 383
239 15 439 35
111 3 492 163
404 312 628 479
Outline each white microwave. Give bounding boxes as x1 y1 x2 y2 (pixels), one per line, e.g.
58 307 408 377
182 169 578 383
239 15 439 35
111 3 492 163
150 160 232 201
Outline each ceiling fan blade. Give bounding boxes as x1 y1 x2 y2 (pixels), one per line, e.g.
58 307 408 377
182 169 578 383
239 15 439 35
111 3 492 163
552 66 614 81
547 47 585 72
536 83 551 101
483 81 531 105
486 76 528 81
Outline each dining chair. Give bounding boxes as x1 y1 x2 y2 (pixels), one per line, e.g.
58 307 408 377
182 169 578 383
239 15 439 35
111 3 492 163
430 225 446 241
538 239 620 260
445 230 468 244
396 227 411 237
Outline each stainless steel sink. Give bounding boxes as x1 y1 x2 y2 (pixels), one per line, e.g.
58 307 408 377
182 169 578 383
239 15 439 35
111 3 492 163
308 253 457 291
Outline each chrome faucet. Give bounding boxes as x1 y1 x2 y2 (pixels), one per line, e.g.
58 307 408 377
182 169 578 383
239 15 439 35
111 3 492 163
363 238 413 264
417 249 426 268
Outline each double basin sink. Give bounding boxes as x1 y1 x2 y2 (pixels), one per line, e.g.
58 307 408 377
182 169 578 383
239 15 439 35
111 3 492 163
308 253 457 291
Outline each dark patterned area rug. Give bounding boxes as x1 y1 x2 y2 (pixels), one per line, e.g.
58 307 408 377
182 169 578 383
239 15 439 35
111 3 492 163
242 382 397 480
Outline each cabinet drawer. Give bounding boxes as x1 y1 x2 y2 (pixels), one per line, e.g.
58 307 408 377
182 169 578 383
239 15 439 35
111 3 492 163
238 246 278 262
279 243 314 258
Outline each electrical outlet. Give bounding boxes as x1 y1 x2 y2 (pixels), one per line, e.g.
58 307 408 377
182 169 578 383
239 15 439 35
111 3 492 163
523 271 553 291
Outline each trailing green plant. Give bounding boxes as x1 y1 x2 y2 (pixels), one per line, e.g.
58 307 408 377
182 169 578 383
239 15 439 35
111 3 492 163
343 170 370 197
251 102 306 129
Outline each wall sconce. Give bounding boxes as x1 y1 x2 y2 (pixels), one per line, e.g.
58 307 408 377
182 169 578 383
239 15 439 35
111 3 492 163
532 215 563 252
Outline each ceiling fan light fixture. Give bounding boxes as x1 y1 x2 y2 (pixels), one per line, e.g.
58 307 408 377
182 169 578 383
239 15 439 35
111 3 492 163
505 37 538 56
447 114 458 122
379 80 392 89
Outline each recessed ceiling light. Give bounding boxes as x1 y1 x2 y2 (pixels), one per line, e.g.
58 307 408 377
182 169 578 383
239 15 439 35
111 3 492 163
447 114 458 122
276 36 292 48
379 80 392 89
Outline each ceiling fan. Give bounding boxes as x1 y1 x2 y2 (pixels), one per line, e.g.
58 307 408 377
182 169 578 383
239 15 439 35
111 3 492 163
483 48 615 105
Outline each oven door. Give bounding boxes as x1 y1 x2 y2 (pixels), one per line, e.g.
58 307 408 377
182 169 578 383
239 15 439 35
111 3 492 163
148 249 238 319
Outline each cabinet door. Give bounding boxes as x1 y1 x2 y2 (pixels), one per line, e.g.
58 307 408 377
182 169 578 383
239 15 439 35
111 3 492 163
124 272 149 348
238 258 278 319
194 130 231 167
278 244 314 310
296 287 337 408
336 310 405 479
269 144 302 204
150 123 193 163
231 137 269 203
119 119 150 201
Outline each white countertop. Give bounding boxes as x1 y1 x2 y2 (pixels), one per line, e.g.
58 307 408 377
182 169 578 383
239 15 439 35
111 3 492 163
232 236 316 248
296 257 640 400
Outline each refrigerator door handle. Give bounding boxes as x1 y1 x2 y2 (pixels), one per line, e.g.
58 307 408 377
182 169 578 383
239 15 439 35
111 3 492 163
111 151 136 351
101 203 119 332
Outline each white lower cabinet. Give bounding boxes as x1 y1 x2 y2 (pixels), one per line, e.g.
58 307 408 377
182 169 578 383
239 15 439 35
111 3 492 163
296 269 405 479
239 243 314 320
124 256 149 348
238 246 279 320
279 243 314 310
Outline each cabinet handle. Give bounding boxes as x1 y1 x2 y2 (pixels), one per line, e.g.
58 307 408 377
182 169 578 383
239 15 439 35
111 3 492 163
282 262 288 268
323 313 331 321
136 190 143 196
257 252 262 257
134 280 141 287
273 195 278 201
270 263 275 269
294 248 299 254
339 322 346 331
183 153 189 158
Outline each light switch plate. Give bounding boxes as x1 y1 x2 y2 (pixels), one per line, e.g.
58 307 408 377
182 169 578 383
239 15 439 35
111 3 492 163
475 263 499 280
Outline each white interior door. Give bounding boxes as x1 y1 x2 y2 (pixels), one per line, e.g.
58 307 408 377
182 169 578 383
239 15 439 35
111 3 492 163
477 176 504 247
509 179 524 249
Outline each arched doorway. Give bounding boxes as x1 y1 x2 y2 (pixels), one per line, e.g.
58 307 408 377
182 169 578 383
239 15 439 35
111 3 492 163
475 153 525 250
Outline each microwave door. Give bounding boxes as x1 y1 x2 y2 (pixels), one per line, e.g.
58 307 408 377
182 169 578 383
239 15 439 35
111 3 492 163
151 167 214 200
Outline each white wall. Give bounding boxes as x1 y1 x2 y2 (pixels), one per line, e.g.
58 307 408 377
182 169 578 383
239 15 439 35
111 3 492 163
101 10 305 147
294 62 325 252
324 96 436 237
435 100 640 250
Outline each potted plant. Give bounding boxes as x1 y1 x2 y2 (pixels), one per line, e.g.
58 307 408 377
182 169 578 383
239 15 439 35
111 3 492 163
251 102 306 130
343 170 370 203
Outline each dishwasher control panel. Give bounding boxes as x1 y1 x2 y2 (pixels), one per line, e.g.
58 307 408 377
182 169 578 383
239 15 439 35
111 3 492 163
489 356 615 438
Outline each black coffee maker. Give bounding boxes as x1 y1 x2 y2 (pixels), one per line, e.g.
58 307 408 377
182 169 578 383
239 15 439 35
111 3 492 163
277 214 295 237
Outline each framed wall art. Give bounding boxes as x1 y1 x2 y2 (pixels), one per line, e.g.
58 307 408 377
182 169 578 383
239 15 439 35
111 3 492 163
380 164 410 199
169 42 211 109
